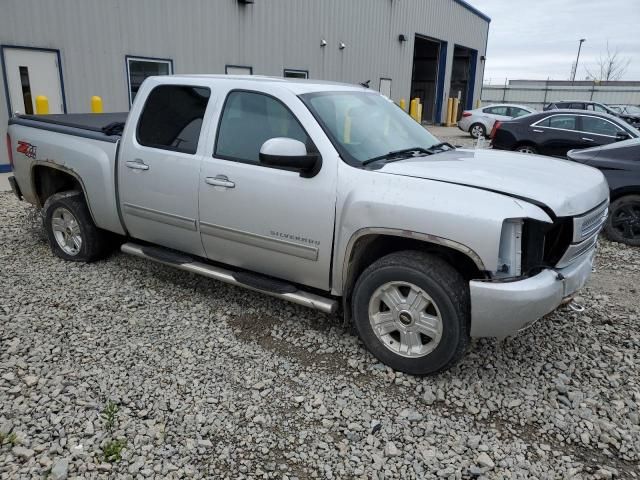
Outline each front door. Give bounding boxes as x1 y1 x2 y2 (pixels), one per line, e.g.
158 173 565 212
118 83 211 257
198 89 337 290
2 47 65 115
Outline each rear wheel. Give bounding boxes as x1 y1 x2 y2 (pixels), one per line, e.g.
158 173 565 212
469 123 486 139
351 251 470 375
604 195 640 246
515 144 537 154
43 191 112 262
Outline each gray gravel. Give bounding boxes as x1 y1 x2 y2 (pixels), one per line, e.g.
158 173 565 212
1 191 639 479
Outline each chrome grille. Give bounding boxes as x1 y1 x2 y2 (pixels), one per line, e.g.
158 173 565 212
572 201 608 243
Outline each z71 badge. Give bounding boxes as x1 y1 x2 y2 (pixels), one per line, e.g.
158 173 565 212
17 141 37 159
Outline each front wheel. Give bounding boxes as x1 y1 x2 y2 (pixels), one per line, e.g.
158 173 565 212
43 191 112 262
604 195 640 246
351 251 470 375
469 123 486 139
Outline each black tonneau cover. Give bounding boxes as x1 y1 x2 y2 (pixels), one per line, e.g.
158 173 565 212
9 112 128 143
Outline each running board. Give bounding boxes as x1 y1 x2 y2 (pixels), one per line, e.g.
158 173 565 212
120 242 338 314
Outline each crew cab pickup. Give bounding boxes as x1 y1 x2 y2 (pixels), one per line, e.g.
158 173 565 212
7 75 609 374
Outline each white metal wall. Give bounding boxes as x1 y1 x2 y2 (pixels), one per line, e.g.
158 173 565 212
1 0 489 167
482 83 640 111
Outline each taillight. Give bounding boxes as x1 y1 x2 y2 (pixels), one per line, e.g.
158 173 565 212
462 111 472 117
5 133 13 169
490 121 502 139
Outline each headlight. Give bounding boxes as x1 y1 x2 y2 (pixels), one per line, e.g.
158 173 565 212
496 218 523 277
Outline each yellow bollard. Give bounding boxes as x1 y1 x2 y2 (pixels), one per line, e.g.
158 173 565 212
35 95 49 115
399 98 406 112
91 96 103 113
417 102 423 124
452 98 460 126
476 98 481 108
446 98 454 126
409 98 419 122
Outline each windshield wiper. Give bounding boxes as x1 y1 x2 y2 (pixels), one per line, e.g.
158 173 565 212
362 147 431 166
362 143 455 166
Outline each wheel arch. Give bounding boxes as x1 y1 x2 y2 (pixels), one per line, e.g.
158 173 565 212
610 186 640 202
338 228 487 323
31 163 97 224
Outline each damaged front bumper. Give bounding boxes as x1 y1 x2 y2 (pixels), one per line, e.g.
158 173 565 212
469 248 595 338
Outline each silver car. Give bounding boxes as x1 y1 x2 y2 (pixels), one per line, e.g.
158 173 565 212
458 104 536 139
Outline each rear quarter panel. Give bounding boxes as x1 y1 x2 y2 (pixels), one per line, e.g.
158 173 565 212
8 124 124 234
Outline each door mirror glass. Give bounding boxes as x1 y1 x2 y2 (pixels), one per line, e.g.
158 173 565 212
259 138 321 177
616 131 631 141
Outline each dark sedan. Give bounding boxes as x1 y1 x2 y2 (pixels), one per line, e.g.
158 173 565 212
568 138 640 246
491 110 639 157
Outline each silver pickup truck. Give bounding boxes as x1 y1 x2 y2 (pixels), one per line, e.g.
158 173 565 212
7 75 609 374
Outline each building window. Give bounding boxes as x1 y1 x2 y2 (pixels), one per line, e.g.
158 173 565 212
379 78 392 98
137 85 210 154
284 69 308 79
225 65 253 75
126 56 173 106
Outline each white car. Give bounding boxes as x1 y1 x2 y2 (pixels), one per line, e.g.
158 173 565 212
458 104 536 139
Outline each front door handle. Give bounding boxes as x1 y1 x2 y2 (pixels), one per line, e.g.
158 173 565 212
205 175 235 188
581 137 595 142
125 159 149 170
532 129 544 133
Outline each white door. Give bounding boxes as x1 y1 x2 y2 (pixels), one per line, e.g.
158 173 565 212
3 47 64 114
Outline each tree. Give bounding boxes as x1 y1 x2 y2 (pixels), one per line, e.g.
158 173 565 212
585 42 631 81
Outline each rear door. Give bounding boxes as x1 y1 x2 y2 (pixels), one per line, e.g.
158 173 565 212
118 83 211 256
532 114 582 156
198 87 337 290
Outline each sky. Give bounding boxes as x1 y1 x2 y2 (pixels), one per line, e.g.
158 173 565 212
469 0 640 84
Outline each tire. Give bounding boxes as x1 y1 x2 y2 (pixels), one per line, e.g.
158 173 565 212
514 144 537 154
469 123 486 139
604 195 640 247
43 191 112 262
351 251 470 375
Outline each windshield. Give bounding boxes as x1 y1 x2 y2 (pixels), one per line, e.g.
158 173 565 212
300 91 440 165
623 105 640 115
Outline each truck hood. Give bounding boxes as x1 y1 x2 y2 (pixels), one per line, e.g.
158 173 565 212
378 148 608 217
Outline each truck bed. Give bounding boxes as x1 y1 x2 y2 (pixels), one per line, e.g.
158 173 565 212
9 112 128 142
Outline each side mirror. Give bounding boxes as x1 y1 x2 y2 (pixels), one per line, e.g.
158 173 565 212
616 131 631 141
259 138 322 177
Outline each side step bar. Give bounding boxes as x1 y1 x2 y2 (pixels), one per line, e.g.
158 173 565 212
120 242 338 314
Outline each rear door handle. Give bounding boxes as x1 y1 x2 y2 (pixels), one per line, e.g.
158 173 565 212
581 137 594 142
205 175 235 188
125 159 149 170
532 129 544 133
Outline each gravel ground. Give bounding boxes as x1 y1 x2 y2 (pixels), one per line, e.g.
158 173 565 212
1 191 639 479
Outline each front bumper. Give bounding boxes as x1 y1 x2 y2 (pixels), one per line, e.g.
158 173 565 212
469 248 595 337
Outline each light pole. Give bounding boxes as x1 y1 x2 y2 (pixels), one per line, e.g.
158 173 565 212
572 38 586 82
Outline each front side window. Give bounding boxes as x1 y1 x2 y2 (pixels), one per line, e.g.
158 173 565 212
537 115 577 130
580 116 622 137
215 91 309 163
301 91 440 165
137 85 210 154
484 106 508 115
127 57 173 105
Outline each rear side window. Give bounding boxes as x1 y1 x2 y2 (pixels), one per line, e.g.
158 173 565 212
581 116 622 136
538 115 577 130
215 90 309 163
509 107 530 118
137 85 210 154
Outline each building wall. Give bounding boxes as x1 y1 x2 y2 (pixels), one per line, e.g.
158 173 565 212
1 0 489 167
482 80 640 111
